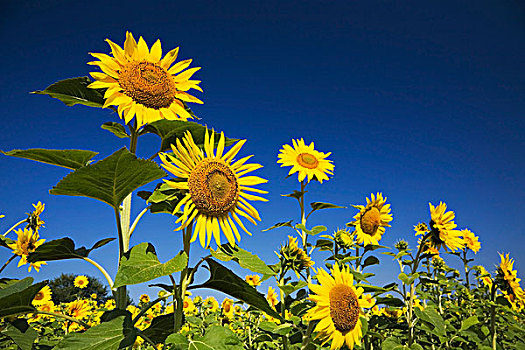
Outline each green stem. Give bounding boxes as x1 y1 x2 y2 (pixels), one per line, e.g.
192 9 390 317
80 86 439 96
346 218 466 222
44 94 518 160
33 310 90 329
174 224 193 332
301 321 315 350
462 249 470 289
82 257 114 291
299 180 306 250
0 254 16 274
2 218 27 236
489 283 497 350
114 206 127 310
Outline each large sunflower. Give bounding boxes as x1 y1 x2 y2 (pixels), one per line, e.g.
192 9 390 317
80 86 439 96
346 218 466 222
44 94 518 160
350 193 392 246
428 202 464 252
306 264 373 350
88 31 203 127
277 138 334 183
160 130 267 247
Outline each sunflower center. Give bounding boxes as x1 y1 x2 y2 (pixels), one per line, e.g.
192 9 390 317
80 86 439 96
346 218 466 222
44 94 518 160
118 61 176 110
361 207 381 235
34 291 44 301
188 159 239 216
296 153 319 169
329 284 360 334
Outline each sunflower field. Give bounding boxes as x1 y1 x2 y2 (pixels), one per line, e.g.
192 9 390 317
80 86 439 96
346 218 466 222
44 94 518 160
0 32 524 350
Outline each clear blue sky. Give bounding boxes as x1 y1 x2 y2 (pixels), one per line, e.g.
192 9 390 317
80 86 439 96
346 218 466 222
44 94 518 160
1 0 524 302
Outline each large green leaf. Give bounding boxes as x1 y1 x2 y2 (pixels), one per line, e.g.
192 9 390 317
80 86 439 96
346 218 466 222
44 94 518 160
210 244 276 276
54 316 126 350
31 76 106 108
101 122 129 139
141 120 238 153
309 202 346 212
190 259 282 320
1 148 98 170
140 313 175 344
50 148 166 208
166 325 243 350
414 306 446 336
27 237 115 263
138 182 186 214
262 220 294 232
1 319 38 350
0 278 46 317
113 243 188 289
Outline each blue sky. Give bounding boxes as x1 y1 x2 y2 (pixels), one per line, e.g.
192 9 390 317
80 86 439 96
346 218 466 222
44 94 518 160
1 1 524 302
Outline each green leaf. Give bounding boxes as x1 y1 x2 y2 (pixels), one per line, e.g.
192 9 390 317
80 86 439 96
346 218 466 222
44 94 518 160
398 273 410 284
141 120 238 153
179 325 244 350
0 235 15 249
414 307 446 336
0 278 46 317
140 313 175 344
28 237 115 263
54 316 126 350
258 321 293 335
278 281 307 295
460 315 479 332
309 202 346 212
113 243 188 289
310 225 327 235
101 122 129 139
191 259 282 320
410 344 424 350
210 244 276 276
363 256 380 268
1 148 98 170
281 190 306 200
376 296 404 307
141 182 186 215
381 337 401 350
165 334 189 349
31 76 106 107
50 148 166 208
262 220 294 232
1 319 37 350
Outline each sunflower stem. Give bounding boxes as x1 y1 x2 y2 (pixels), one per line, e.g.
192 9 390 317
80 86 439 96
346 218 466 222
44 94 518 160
114 206 127 310
0 254 16 274
462 248 470 289
33 310 90 329
174 224 192 332
2 218 27 237
82 257 114 291
489 283 497 350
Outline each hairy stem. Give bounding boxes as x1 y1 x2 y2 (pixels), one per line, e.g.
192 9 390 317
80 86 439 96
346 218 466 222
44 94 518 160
2 218 27 237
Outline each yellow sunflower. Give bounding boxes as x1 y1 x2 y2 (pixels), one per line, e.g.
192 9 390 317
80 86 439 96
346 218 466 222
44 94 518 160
32 285 52 305
306 264 372 350
266 286 279 309
67 300 90 319
350 193 392 246
139 294 150 304
496 253 525 303
461 229 481 253
476 266 493 288
160 129 267 248
428 202 464 252
277 138 334 183
183 296 196 315
222 298 234 319
88 31 203 127
7 227 46 272
26 201 45 232
37 300 56 319
203 297 219 312
74 275 89 289
245 274 261 287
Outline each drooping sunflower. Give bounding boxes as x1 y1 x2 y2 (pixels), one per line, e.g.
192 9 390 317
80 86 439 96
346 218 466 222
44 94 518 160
74 275 89 289
496 253 525 303
277 138 334 183
428 202 464 252
88 31 203 128
350 193 393 246
306 264 372 350
32 285 52 305
26 201 45 232
278 236 314 275
7 228 46 272
461 229 481 253
266 286 279 309
160 129 267 248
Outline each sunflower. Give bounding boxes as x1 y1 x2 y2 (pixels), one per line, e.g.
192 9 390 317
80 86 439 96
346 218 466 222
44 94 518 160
7 227 46 272
74 275 89 289
183 296 196 315
476 266 493 288
37 301 56 320
26 201 45 232
350 193 393 246
67 300 90 320
277 138 334 183
413 222 429 236
428 202 464 252
160 129 267 248
88 31 203 128
222 298 234 319
306 264 372 350
203 297 219 312
245 274 261 287
266 286 279 309
32 285 52 305
461 229 481 253
496 253 525 303
139 294 150 304
279 236 314 275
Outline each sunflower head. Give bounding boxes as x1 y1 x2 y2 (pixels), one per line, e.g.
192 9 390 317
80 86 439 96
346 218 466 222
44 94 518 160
67 300 90 319
32 285 52 305
461 229 481 253
26 201 45 232
139 294 150 304
334 229 354 249
496 253 525 303
160 129 267 248
74 275 89 289
278 236 314 275
7 227 46 272
203 297 219 312
306 264 368 350
428 202 464 252
394 240 409 252
245 274 261 287
88 31 203 128
413 222 429 236
350 193 393 246
277 138 334 183
475 265 493 288
266 286 279 309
